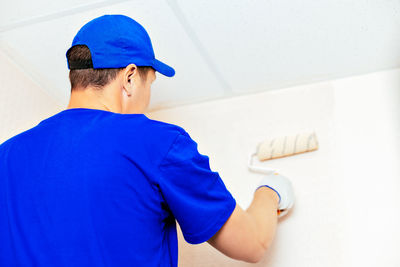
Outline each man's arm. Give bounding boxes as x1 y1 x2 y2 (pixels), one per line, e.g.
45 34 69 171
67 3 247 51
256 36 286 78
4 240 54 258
207 187 279 263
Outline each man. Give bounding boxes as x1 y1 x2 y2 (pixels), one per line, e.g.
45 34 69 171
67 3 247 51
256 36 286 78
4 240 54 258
0 14 294 266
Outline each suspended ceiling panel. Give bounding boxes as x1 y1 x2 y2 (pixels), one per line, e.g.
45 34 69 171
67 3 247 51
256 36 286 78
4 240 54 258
176 0 400 93
0 0 226 111
0 0 110 27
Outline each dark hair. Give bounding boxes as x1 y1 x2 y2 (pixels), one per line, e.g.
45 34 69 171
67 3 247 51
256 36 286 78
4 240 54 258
67 45 153 91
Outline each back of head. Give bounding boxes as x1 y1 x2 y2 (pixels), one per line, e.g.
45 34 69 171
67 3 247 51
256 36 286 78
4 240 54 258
67 44 153 91
65 14 175 92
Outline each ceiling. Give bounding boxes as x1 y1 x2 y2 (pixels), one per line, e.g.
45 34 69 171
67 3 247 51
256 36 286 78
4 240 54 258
1 0 400 112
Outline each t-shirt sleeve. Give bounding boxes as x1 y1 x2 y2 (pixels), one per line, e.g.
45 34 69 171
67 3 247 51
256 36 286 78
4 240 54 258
157 131 237 245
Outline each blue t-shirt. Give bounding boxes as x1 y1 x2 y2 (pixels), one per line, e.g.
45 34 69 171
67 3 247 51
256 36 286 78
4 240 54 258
0 108 236 267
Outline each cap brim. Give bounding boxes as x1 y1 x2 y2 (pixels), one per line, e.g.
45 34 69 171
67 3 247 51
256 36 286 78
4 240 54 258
152 58 175 77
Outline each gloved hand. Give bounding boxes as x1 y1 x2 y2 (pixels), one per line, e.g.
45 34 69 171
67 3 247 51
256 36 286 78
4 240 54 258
255 172 295 218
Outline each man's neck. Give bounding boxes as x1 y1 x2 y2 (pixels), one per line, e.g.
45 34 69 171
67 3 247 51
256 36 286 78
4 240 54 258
67 87 118 112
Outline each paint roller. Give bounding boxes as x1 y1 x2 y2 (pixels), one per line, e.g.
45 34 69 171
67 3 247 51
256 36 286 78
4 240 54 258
248 131 318 216
248 131 319 174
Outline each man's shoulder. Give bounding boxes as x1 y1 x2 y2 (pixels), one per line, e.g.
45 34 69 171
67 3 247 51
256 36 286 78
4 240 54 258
0 127 34 156
117 115 191 151
143 116 187 136
119 115 191 165
118 114 188 138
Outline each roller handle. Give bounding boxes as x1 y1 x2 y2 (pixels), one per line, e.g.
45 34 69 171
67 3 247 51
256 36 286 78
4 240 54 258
247 152 279 175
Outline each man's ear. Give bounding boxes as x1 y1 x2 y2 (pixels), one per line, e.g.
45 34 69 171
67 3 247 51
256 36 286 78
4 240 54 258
122 63 137 95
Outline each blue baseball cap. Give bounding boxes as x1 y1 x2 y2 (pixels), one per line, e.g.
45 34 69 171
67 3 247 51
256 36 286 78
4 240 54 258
66 14 175 77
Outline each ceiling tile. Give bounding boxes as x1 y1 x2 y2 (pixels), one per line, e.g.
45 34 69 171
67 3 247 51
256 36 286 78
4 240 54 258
175 0 400 93
0 0 107 27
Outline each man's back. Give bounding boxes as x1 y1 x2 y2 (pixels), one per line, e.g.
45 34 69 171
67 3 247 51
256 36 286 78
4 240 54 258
0 108 237 266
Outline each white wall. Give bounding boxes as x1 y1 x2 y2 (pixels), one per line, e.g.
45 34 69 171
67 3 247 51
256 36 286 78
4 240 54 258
0 50 62 143
147 68 400 266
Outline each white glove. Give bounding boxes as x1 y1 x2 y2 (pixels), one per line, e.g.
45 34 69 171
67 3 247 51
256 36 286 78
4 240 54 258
255 172 295 218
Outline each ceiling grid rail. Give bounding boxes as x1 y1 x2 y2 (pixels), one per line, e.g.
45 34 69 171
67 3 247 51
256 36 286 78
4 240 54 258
165 0 233 97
